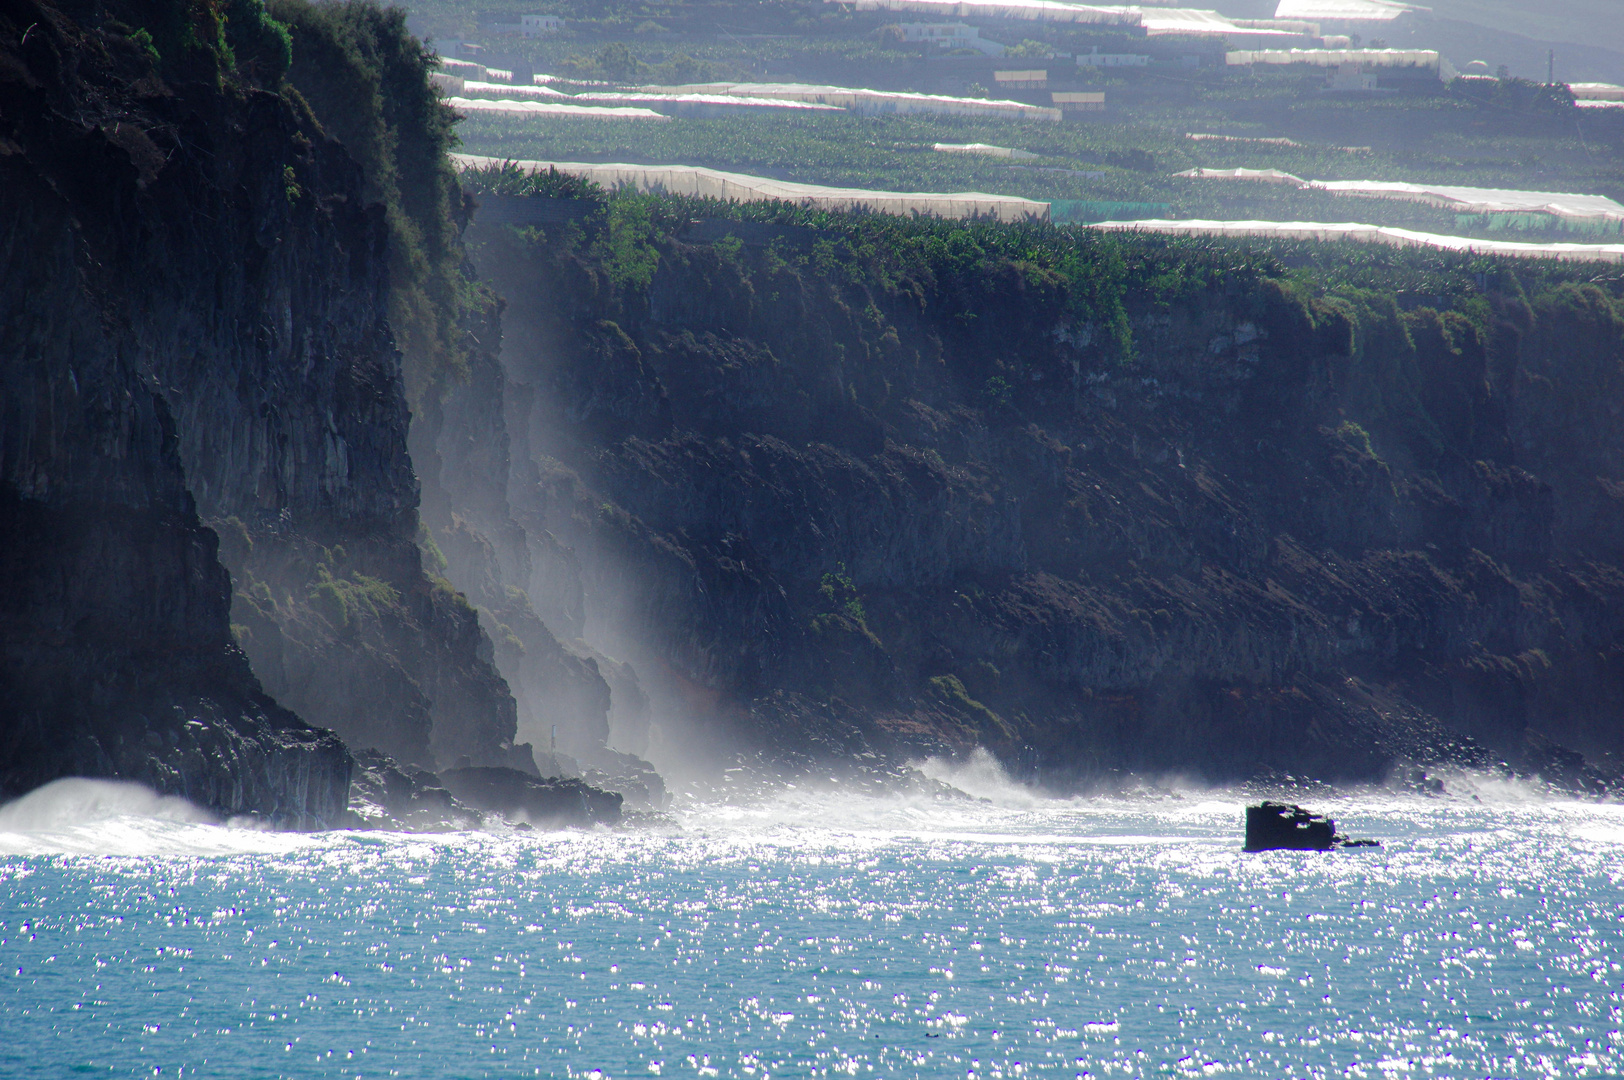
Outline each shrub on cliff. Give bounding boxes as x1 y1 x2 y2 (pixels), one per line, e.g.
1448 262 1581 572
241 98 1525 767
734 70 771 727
461 161 608 204
109 0 290 86
225 0 293 83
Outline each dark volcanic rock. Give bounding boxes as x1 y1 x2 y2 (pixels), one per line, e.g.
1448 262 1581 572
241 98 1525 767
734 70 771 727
1243 802 1336 852
345 752 624 830
0 1 353 823
439 766 623 826
344 749 482 831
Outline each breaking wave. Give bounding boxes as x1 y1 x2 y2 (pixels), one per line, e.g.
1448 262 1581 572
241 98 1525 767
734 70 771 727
0 778 309 858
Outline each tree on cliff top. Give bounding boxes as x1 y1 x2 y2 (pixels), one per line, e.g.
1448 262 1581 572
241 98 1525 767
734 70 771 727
269 0 475 401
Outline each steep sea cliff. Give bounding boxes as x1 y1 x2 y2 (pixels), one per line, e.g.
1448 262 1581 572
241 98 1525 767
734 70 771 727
0 0 603 822
464 190 1624 790
0 0 367 822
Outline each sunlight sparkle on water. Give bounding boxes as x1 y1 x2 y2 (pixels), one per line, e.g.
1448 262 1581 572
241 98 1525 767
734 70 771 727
2 765 1622 1079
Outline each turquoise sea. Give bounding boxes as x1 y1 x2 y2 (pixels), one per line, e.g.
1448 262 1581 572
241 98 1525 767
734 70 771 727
2 756 1621 1079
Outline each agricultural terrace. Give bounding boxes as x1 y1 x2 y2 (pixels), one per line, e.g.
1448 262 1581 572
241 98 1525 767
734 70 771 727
453 81 1624 239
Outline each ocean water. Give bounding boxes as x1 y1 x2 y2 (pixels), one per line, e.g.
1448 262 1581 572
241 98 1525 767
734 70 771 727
2 759 1622 1079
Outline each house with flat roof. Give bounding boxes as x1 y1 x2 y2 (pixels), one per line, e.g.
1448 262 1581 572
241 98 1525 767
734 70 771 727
1077 47 1148 68
483 13 564 37
894 23 1005 56
994 69 1048 88
520 14 563 35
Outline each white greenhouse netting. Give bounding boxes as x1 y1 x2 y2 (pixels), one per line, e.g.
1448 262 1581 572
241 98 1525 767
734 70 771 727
436 57 487 79
837 0 1141 27
1089 219 1624 263
1273 0 1415 20
1189 132 1302 147
447 99 671 121
1177 166 1307 184
1313 181 1624 224
461 81 567 98
1140 10 1298 37
637 81 1062 120
840 0 1307 36
452 154 1051 222
1178 169 1624 226
1572 83 1624 109
1226 48 1440 68
1187 132 1372 152
934 142 1039 158
568 92 844 116
1238 18 1319 34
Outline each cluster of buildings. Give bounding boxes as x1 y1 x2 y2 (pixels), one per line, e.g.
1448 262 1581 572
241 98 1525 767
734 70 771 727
853 0 1526 95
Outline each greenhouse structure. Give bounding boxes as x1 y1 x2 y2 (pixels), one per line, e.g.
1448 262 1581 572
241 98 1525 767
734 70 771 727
1177 170 1624 231
1090 219 1624 262
446 98 671 121
451 154 1052 222
634 81 1063 121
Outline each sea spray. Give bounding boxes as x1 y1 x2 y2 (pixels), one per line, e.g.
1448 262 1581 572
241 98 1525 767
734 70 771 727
0 778 217 832
916 747 1048 807
0 778 316 859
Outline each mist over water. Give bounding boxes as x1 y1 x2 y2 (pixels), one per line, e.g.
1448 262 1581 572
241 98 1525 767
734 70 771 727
3 767 1622 1079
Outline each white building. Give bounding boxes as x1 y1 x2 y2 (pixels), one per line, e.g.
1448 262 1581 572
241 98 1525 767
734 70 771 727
994 68 1048 88
520 15 563 35
1076 47 1148 68
1052 90 1105 111
484 14 564 37
1327 63 1378 90
894 23 1005 56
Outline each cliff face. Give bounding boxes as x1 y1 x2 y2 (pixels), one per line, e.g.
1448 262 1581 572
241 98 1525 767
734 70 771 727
0 0 356 822
468 205 1624 789
199 0 537 777
214 0 652 788
409 262 665 805
0 0 540 819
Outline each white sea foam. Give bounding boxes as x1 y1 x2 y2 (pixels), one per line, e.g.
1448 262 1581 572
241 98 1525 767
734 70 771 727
0 778 311 858
915 747 1046 807
0 777 215 831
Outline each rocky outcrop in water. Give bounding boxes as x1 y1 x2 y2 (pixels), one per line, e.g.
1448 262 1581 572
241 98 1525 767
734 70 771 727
467 204 1624 791
439 765 623 827
345 749 480 830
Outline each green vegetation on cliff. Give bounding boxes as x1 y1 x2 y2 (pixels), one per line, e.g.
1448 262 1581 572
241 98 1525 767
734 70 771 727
271 0 478 397
455 87 1623 238
107 0 291 85
416 0 1622 241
